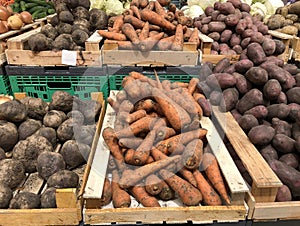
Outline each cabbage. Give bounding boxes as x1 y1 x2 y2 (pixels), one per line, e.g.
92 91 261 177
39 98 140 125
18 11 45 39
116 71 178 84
250 2 267 17
105 0 125 16
187 0 216 9
264 0 284 15
241 0 253 5
184 5 204 18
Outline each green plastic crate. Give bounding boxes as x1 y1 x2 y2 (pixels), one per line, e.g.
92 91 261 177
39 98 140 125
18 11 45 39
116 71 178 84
0 74 11 95
108 66 200 90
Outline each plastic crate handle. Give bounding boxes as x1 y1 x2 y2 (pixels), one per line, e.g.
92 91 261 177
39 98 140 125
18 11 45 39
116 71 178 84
44 66 71 75
47 82 72 90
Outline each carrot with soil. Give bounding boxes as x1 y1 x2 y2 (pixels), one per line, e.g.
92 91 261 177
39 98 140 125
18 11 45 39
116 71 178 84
181 139 204 170
111 169 131 208
140 9 176 31
126 109 147 124
139 21 150 41
159 180 175 200
98 30 127 41
188 28 200 47
122 23 140 45
154 0 168 18
110 15 124 33
130 5 141 19
156 35 175 50
138 32 165 51
99 177 112 206
145 174 164 195
178 167 198 187
129 182 161 207
124 15 145 29
171 24 184 51
119 137 143 149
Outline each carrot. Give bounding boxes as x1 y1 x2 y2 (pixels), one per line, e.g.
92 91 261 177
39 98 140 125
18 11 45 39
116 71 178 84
160 169 202 206
115 116 156 138
150 147 168 161
122 23 140 45
149 24 162 31
183 118 201 132
99 177 112 207
124 79 153 100
154 0 168 18
103 127 126 171
171 81 189 89
145 0 155 10
130 5 141 19
139 0 149 8
155 128 208 154
118 99 134 113
133 129 156 165
166 11 175 22
139 21 150 41
119 137 143 149
146 155 155 164
157 0 171 6
153 69 162 90
168 3 177 13
124 15 145 29
128 71 157 87
178 168 198 187
124 109 147 124
118 41 139 50
152 87 191 131
187 77 199 95
181 139 204 170
107 97 120 112
123 9 134 16
159 180 175 201
184 27 193 41
174 10 184 19
122 74 135 88
171 24 184 51
140 9 176 31
179 88 203 118
138 32 164 52
116 89 127 103
145 174 164 195
119 155 181 188
111 170 131 208
161 79 172 90
188 28 200 47
202 152 231 205
124 148 136 165
110 15 124 33
135 99 156 112
114 119 125 132
193 169 222 206
156 35 175 51
98 30 127 41
108 155 117 170
155 126 176 142
129 182 161 207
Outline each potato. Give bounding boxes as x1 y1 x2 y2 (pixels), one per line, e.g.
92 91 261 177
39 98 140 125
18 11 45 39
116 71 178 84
211 10 220 21
60 140 90 169
197 98 212 117
18 119 42 140
232 72 252 94
238 114 259 133
246 42 267 65
49 91 73 113
244 105 268 120
267 14 285 30
272 118 292 137
37 152 66 180
201 24 209 34
260 145 278 163
219 43 230 54
9 192 40 209
231 109 242 122
272 133 296 154
248 125 275 146
232 45 242 54
34 127 57 147
73 124 96 146
12 135 53 173
229 33 241 47
0 184 13 208
282 74 296 91
288 103 300 122
262 38 276 56
220 88 239 112
43 110 67 128
0 120 18 152
263 79 282 101
211 41 219 52
275 185 292 202
201 16 212 25
269 159 300 197
241 29 254 39
0 159 26 189
209 91 222 105
227 0 242 9
264 56 284 67
225 14 239 26
213 58 231 73
47 169 79 188
208 21 226 32
240 3 250 13
287 87 300 105
208 32 220 41
41 187 57 208
245 67 268 85
267 103 290 120
274 39 286 55
236 19 247 35
223 64 236 74
250 31 265 44
283 64 299 75
263 64 289 84
0 100 27 123
20 97 48 120
236 89 264 114
220 29 232 43
206 73 236 89
218 2 235 15
279 153 299 169
57 118 79 142
276 92 288 104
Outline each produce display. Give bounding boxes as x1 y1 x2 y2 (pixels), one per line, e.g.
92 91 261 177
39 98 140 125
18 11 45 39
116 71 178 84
0 91 102 209
26 0 108 51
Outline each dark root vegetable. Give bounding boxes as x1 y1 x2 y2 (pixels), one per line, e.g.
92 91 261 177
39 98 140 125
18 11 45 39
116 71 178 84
56 22 72 34
47 169 79 188
37 152 66 180
72 6 90 20
58 10 74 24
0 120 18 152
49 91 74 112
89 8 108 30
55 3 69 15
73 18 90 31
34 127 57 147
49 14 59 27
9 192 41 209
67 110 84 124
43 110 67 128
0 159 26 189
71 23 90 35
18 119 42 140
71 29 89 46
28 33 51 51
41 24 58 40
41 187 57 208
20 96 48 120
0 147 5 160
0 184 13 208
0 100 27 122
56 118 78 142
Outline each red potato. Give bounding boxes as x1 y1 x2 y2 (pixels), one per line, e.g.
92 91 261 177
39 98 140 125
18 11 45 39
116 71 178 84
244 105 268 120
279 153 299 169
206 73 237 89
232 72 252 95
276 185 292 202
246 42 267 65
234 59 254 74
245 67 268 85
220 29 233 43
238 114 259 133
236 89 264 114
218 2 235 15
263 79 282 101
272 117 292 137
213 58 231 73
208 21 226 33
248 125 275 146
262 38 276 56
225 14 239 26
260 145 279 163
266 104 290 120
221 88 239 112
287 87 300 105
272 134 296 154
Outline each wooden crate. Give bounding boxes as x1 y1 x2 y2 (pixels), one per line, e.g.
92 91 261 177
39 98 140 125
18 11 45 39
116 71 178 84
81 90 249 225
291 36 300 62
0 92 106 226
210 106 300 221
5 28 102 66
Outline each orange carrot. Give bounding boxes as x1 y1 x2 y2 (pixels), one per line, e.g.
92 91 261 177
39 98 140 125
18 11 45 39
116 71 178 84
124 148 136 165
155 126 176 142
139 0 149 8
193 169 222 206
179 88 203 118
99 177 112 207
171 24 184 51
138 32 164 51
98 30 127 41
178 168 198 187
156 35 175 51
188 77 200 95
111 170 131 208
166 11 175 22
118 99 134 113
152 87 191 131
119 137 143 149
145 174 164 195
139 21 150 41
118 41 139 50
181 139 204 170
188 28 200 47
174 10 184 19
154 0 168 18
140 9 176 31
103 127 126 171
184 27 193 41
145 1 155 10
123 9 134 16
114 119 125 132
133 129 156 165
146 155 155 164
122 23 140 45
124 15 145 29
159 180 175 200
130 0 139 7
160 169 202 206
161 79 172 90
168 3 177 13
128 71 157 87
134 99 156 112
129 182 161 207
130 5 141 19
202 152 231 205
125 109 147 124
171 81 189 89
111 15 124 33
119 155 181 188
157 0 171 6
116 89 127 103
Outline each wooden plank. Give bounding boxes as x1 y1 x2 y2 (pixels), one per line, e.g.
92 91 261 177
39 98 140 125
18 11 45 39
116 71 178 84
18 172 44 194
268 30 294 40
201 53 240 64
56 188 77 208
6 27 42 50
85 31 103 52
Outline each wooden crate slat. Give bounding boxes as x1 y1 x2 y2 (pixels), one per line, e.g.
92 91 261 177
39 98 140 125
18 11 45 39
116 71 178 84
18 172 45 194
200 53 240 64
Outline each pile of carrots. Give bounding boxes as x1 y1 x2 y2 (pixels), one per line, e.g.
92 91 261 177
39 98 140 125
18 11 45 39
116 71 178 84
98 0 200 51
98 71 232 208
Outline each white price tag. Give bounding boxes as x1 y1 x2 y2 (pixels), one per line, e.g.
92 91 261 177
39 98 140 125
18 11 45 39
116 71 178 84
61 50 77 66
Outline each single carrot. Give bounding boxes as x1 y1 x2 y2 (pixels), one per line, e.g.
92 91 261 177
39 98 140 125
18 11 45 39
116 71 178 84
166 11 175 22
139 21 150 41
107 97 120 112
124 15 145 29
160 169 202 206
122 23 140 45
181 139 204 170
130 5 141 19
178 16 190 26
117 111 130 123
158 180 175 201
111 170 131 208
202 152 231 205
149 30 160 37
171 24 184 51
119 155 181 188
123 9 134 16
134 99 156 112
129 182 161 207
155 128 208 154
145 174 164 195
114 119 125 132
161 79 172 90
122 74 135 88
124 148 136 165
179 88 203 118
118 99 134 113
178 168 198 187
138 32 164 52
145 1 155 10
188 28 200 47
149 24 162 31
128 71 157 87
116 89 127 103
99 177 112 207
184 27 193 41
118 41 139 50
152 87 191 131
139 0 149 8
140 9 176 31
130 0 139 7
103 127 126 171
168 3 177 13
193 169 222 206
155 126 176 142
98 30 127 41
119 137 143 149
150 147 168 161
146 155 155 164
174 10 184 19
171 81 189 89
156 35 175 51
183 118 201 132
188 77 200 95
110 15 124 33
154 0 168 18
157 0 171 6
126 109 147 124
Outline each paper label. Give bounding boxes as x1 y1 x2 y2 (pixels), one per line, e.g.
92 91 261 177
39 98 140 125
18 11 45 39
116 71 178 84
61 50 77 66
